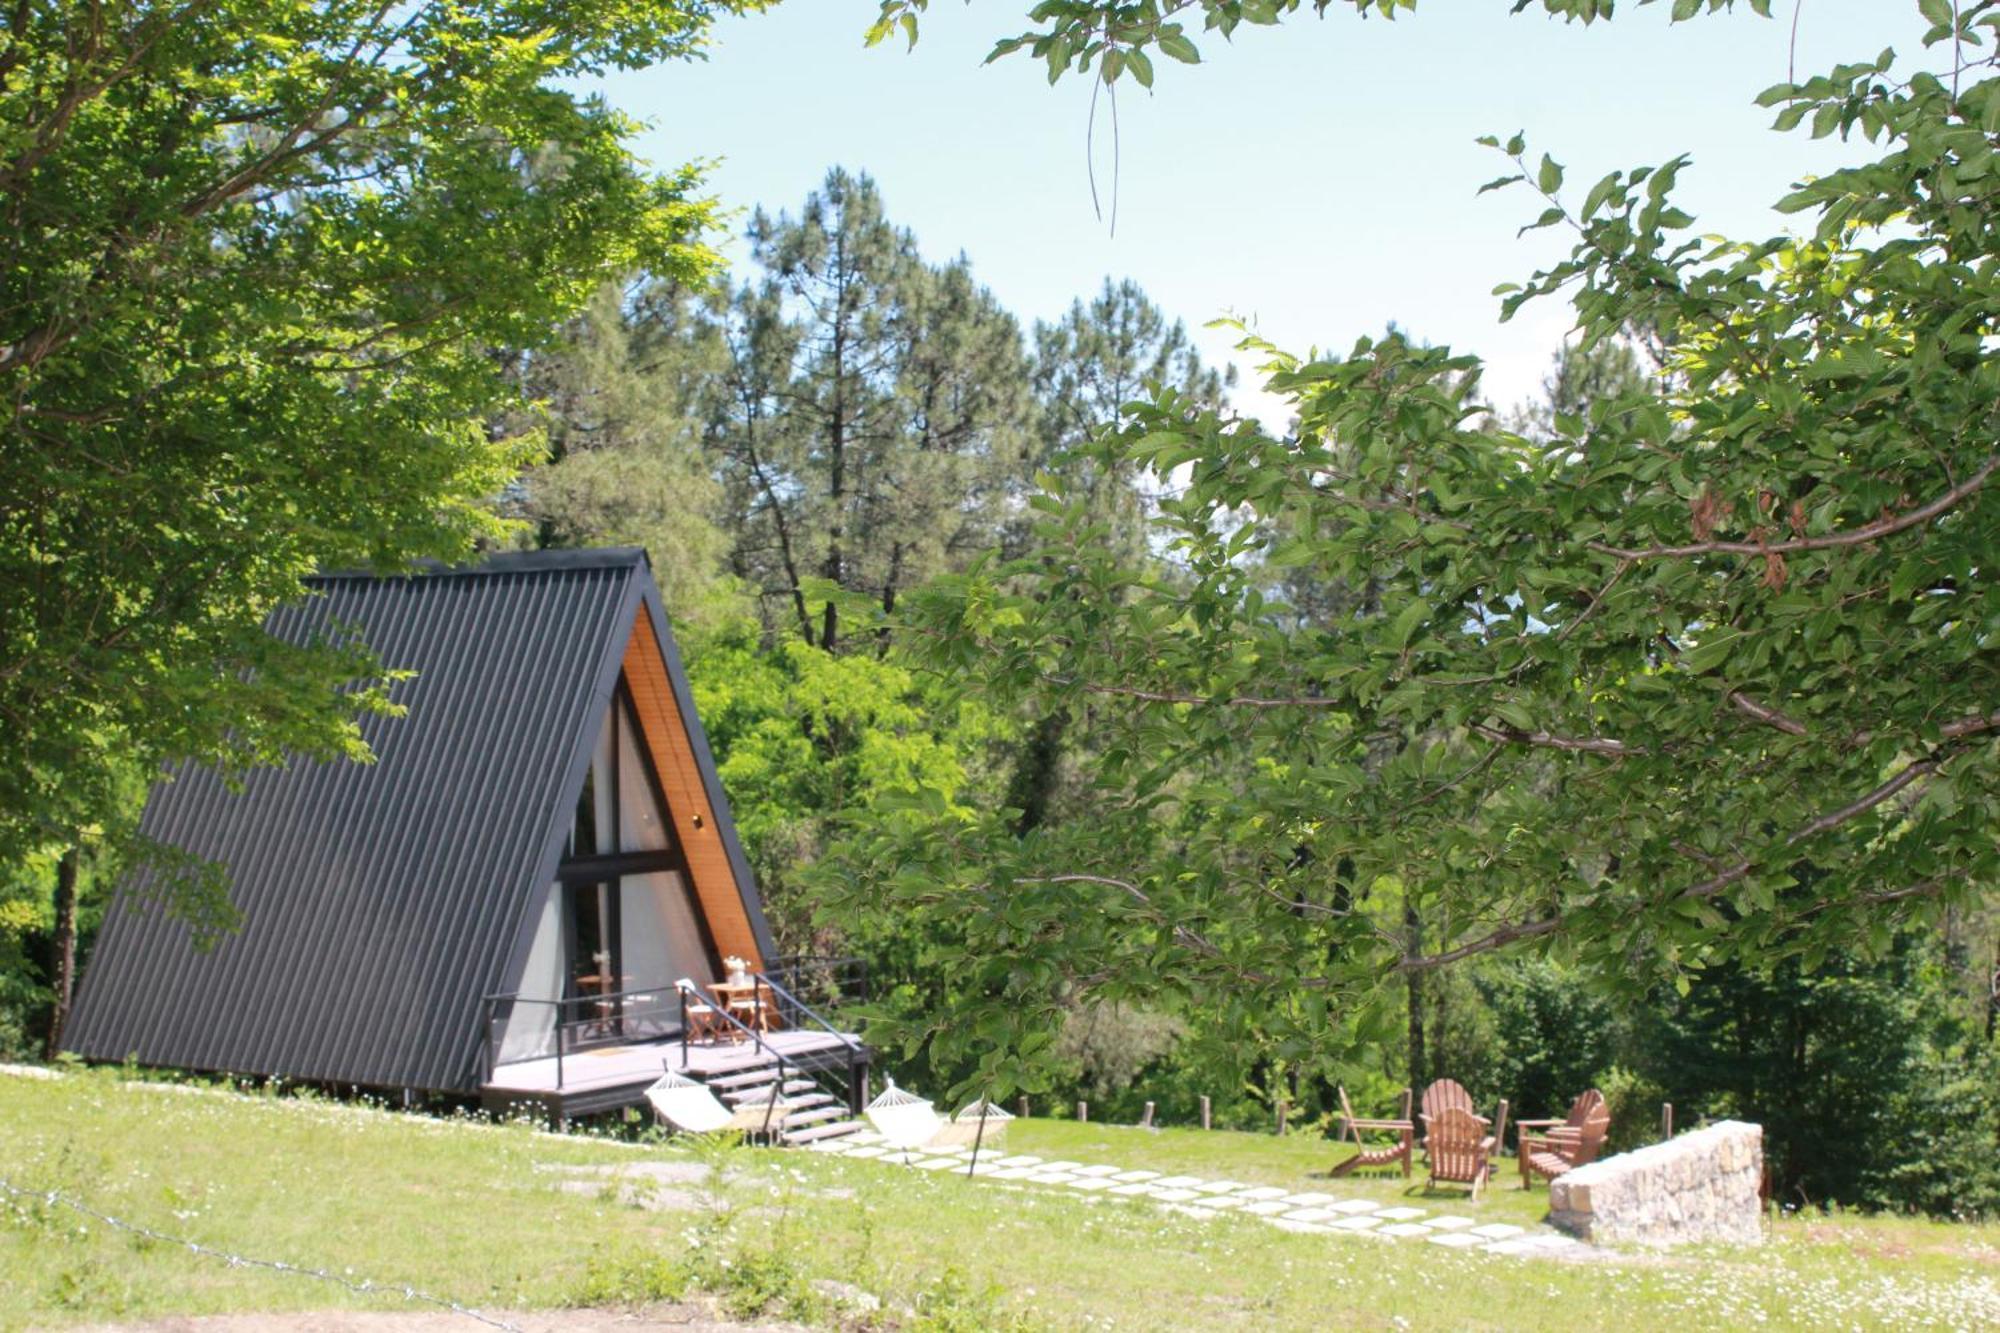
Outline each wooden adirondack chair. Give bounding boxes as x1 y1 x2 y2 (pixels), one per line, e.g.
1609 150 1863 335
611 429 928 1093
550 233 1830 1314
1417 1078 1485 1166
1332 1085 1414 1178
1517 1088 1611 1187
1424 1099 1508 1200
1421 1077 1477 1123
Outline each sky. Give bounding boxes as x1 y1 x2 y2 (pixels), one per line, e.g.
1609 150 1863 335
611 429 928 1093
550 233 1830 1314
588 1 1931 426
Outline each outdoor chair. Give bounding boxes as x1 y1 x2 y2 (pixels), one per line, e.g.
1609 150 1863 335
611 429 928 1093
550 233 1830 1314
1417 1077 1486 1167
1424 1099 1508 1200
1331 1084 1414 1178
1517 1088 1610 1187
674 977 727 1044
1420 1077 1479 1124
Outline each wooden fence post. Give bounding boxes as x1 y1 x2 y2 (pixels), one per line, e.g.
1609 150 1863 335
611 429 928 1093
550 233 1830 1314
1662 1102 1674 1140
1077 1100 1088 1123
1141 1101 1155 1129
1200 1095 1211 1131
1276 1103 1288 1136
1017 1095 1030 1120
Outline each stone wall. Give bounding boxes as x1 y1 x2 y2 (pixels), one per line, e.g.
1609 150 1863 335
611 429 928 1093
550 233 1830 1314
1548 1120 1763 1247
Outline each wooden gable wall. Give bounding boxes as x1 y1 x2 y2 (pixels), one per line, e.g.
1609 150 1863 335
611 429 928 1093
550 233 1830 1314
620 602 764 969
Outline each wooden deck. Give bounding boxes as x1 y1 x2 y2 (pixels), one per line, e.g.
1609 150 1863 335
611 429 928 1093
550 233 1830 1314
480 1029 867 1124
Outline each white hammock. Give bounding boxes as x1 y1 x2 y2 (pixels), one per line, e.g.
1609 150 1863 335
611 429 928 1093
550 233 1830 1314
646 1068 788 1136
864 1078 942 1148
928 1098 1015 1148
645 1069 733 1134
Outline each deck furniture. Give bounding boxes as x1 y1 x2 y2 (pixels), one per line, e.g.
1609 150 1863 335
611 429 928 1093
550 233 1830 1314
1331 1085 1414 1178
712 978 779 1034
675 978 728 1044
1424 1099 1509 1200
1517 1087 1611 1187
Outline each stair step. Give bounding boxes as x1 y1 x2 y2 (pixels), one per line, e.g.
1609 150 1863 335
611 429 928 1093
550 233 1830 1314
780 1104 850 1129
722 1079 816 1104
784 1119 868 1144
706 1065 782 1092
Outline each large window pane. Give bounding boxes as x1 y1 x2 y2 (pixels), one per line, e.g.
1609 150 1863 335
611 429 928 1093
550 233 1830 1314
616 692 671 853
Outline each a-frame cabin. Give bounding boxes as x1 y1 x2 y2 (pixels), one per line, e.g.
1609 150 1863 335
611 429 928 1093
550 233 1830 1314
63 549 868 1129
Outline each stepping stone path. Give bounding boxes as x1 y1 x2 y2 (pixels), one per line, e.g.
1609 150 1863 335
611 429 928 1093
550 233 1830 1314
808 1130 1600 1262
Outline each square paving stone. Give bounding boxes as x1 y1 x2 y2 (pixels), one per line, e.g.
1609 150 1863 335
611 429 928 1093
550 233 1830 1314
1065 1177 1117 1191
1283 1207 1337 1223
1241 1200 1293 1216
1237 1186 1290 1201
1190 1195 1244 1210
1281 1192 1338 1207
1149 1188 1200 1203
1108 1183 1155 1196
1375 1206 1427 1221
1112 1170 1162 1183
1330 1214 1383 1230
914 1157 962 1171
1427 1231 1488 1248
1152 1175 1205 1188
1328 1199 1382 1215
845 1146 887 1158
1271 1219 1330 1234
1378 1223 1431 1238
1481 1239 1542 1256
1423 1215 1477 1230
989 1167 1038 1180
1026 1172 1078 1185
1073 1164 1123 1177
1470 1223 1524 1240
994 1155 1042 1167
1039 1161 1086 1172
1193 1180 1249 1195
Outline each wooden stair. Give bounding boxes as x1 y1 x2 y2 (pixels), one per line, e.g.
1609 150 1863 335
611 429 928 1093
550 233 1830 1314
699 1054 867 1147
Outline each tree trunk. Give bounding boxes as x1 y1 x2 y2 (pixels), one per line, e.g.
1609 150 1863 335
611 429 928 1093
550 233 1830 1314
44 845 79 1059
1006 707 1070 836
1404 899 1426 1092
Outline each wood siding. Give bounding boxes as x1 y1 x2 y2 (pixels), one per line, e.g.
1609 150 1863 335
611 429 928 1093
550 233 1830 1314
621 603 764 969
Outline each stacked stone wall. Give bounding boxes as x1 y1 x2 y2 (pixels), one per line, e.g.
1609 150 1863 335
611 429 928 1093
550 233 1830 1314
1548 1120 1763 1246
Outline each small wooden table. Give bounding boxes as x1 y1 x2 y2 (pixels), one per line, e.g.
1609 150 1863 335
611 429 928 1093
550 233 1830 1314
710 979 779 1035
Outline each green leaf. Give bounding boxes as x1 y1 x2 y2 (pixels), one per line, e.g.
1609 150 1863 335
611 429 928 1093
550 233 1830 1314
1537 154 1564 194
1389 599 1430 651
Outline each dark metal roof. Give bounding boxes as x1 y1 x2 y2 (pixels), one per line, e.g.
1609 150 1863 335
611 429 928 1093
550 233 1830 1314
63 547 767 1094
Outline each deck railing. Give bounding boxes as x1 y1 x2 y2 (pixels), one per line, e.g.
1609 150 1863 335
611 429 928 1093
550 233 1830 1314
480 981 681 1091
763 954 869 1013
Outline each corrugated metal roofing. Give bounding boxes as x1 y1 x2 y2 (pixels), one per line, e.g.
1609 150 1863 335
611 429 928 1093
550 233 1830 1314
61 547 736 1094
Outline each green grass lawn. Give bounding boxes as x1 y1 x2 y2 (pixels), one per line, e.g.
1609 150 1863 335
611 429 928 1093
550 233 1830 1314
4 1069 1998 1331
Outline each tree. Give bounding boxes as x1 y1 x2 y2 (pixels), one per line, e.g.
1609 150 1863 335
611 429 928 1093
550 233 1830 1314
1 1 753 901
716 168 1032 652
1004 279 1233 834
506 278 742 626
827 0 2000 1095
1022 278 1233 561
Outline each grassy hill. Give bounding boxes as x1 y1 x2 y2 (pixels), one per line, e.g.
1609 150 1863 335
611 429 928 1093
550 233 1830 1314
3 1068 1997 1331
